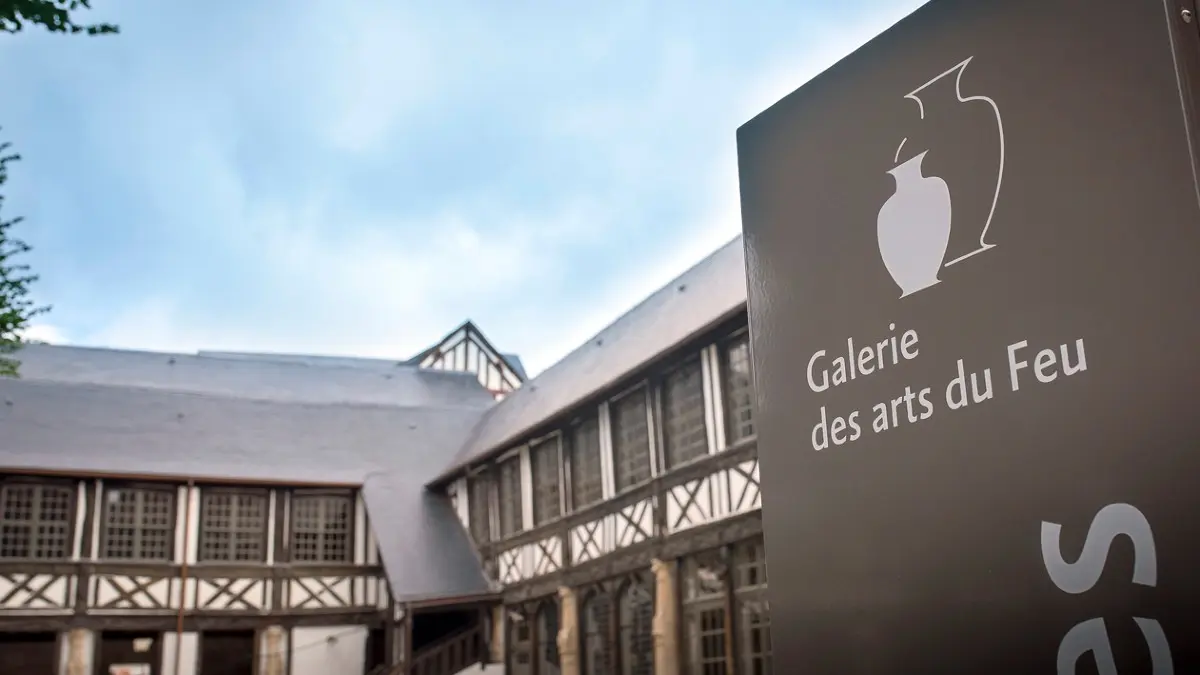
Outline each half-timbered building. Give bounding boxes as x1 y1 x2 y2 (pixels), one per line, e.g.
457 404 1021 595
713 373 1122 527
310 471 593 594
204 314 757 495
0 235 768 675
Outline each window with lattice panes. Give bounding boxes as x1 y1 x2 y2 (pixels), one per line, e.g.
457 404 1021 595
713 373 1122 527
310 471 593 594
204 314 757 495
683 553 729 675
723 334 756 445
582 591 614 675
530 438 562 527
537 601 562 675
497 456 524 537
661 357 709 469
101 487 176 561
0 482 72 560
290 493 353 563
618 577 655 675
468 474 492 544
735 539 772 675
199 490 268 562
569 415 604 510
611 387 652 492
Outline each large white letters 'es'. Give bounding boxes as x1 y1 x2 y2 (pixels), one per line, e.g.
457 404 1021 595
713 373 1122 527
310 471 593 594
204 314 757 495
1042 503 1173 674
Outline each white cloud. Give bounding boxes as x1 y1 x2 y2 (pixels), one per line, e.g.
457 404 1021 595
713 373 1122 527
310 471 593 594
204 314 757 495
521 2 925 375
17 323 68 344
21 0 928 377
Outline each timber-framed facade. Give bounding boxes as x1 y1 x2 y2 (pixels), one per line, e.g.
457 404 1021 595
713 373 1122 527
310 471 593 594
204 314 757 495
1 235 766 675
433 308 771 675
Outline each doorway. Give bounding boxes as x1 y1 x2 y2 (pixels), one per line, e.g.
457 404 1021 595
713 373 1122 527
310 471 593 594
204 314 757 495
98 631 161 675
199 630 256 675
0 632 58 675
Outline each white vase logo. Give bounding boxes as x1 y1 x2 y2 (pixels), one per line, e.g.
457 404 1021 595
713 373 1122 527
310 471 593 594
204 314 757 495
876 56 1006 298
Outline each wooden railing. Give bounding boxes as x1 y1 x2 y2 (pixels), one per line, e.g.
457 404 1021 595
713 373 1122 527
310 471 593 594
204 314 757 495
400 624 485 675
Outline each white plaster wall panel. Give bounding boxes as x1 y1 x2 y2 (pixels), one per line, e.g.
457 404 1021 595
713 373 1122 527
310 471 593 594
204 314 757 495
266 491 278 564
72 481 88 561
93 574 173 609
194 577 269 611
530 536 563 577
728 459 762 514
160 631 199 675
611 498 654 547
666 476 717 535
354 494 368 565
287 577 354 610
183 487 200 564
291 626 367 675
0 573 73 610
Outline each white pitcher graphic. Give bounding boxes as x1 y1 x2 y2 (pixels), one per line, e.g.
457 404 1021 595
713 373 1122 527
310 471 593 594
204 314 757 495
876 56 1005 298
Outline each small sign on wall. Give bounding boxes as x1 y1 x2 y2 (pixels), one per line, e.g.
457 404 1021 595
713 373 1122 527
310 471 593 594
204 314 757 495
109 664 151 675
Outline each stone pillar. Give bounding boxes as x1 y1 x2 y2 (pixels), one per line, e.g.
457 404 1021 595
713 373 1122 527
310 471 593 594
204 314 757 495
64 628 93 675
556 586 580 675
261 625 286 675
651 558 681 675
490 604 506 664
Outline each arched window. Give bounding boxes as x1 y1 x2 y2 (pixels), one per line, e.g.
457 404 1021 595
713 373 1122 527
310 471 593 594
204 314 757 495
617 576 655 675
683 552 729 675
734 539 771 675
581 589 613 675
536 600 561 675
508 608 533 675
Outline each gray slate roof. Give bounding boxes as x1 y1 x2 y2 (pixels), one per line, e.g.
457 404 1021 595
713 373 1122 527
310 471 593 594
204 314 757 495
0 377 486 484
363 471 493 604
11 344 493 409
0 346 497 602
436 234 748 481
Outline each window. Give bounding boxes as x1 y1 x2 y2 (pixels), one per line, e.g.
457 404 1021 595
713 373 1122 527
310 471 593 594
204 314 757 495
582 591 613 675
468 474 492 545
569 415 604 510
536 600 561 675
722 334 756 445
497 456 524 537
683 553 728 675
735 539 772 675
661 357 709 469
199 490 268 562
509 609 533 675
617 577 655 675
0 482 72 559
291 492 352 563
102 487 176 561
611 387 652 492
531 437 562 527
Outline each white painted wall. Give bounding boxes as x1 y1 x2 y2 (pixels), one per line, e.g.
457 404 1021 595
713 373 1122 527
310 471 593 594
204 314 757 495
160 632 199 675
290 626 367 675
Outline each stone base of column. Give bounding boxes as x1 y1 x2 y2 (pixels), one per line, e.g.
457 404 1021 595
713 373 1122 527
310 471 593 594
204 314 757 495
63 628 94 675
259 625 287 675
652 558 680 675
556 586 580 675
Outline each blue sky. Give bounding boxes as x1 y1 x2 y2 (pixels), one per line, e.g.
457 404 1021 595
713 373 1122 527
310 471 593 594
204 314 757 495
3 0 922 375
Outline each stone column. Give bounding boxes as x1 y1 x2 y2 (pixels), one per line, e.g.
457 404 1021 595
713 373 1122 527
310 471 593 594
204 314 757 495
261 625 286 675
556 586 580 675
651 558 681 675
490 605 506 664
64 628 93 675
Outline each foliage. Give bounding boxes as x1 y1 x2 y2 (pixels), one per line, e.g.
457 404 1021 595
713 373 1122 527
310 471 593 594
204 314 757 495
0 0 118 35
0 136 49 377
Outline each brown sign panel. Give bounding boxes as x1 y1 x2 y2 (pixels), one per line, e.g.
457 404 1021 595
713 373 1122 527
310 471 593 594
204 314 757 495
737 0 1200 672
